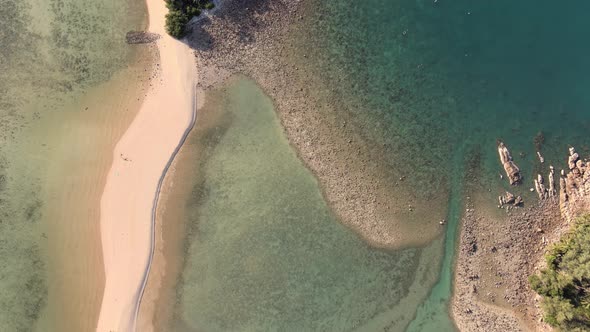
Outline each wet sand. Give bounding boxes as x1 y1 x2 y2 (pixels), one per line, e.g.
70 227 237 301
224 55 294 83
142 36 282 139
136 87 212 332
96 0 197 329
35 51 156 331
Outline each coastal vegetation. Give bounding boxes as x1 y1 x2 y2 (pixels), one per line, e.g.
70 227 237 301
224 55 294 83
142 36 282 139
165 0 214 38
530 214 590 330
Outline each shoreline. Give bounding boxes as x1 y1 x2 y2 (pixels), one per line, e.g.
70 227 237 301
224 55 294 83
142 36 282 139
451 183 565 331
38 49 156 331
185 0 446 250
96 0 197 329
138 1 447 330
136 82 211 332
131 70 198 331
451 147 590 331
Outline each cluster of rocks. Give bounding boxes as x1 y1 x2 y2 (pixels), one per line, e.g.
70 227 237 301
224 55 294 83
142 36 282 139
559 147 590 222
497 142 525 208
453 197 561 332
498 142 522 185
496 142 559 206
126 31 160 44
498 191 522 208
455 145 590 331
531 147 590 204
534 166 556 200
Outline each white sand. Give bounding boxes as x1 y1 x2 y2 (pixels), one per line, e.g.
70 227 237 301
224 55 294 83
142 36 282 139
96 0 196 330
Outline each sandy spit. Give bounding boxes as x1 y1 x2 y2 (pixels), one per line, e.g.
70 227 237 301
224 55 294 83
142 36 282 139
95 0 197 330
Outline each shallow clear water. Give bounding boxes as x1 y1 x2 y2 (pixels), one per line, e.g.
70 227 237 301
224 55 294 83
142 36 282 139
0 0 146 330
172 77 443 331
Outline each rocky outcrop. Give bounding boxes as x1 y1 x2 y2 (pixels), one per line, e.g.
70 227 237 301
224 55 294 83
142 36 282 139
499 191 523 208
534 166 557 201
559 147 590 222
498 142 522 185
568 147 579 170
534 174 547 200
454 146 590 332
453 195 560 332
548 166 556 197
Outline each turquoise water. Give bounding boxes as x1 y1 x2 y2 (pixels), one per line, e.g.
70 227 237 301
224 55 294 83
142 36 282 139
292 0 590 330
168 1 590 331
406 149 465 332
1 0 146 330
172 77 443 331
302 0 590 189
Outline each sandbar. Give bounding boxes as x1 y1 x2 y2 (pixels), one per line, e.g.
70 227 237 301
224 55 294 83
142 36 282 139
96 0 196 330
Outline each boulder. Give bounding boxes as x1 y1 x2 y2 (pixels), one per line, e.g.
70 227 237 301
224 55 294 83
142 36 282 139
568 147 579 170
548 166 556 197
499 191 522 207
498 142 522 185
535 174 547 199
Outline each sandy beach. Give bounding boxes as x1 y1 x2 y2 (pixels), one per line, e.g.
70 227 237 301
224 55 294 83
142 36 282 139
137 1 447 330
37 51 155 331
96 0 197 330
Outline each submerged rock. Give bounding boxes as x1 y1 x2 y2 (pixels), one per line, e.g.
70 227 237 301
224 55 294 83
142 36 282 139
125 31 160 44
498 142 522 185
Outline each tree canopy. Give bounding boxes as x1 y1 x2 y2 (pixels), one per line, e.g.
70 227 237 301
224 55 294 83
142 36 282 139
165 0 215 39
530 214 590 331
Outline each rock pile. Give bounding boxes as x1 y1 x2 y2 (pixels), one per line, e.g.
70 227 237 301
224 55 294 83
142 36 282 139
453 197 561 332
560 147 590 222
498 191 523 208
534 174 547 199
126 31 160 44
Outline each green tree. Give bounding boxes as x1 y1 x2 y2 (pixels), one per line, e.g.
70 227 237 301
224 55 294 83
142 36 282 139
530 214 590 331
165 10 189 39
164 0 215 38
